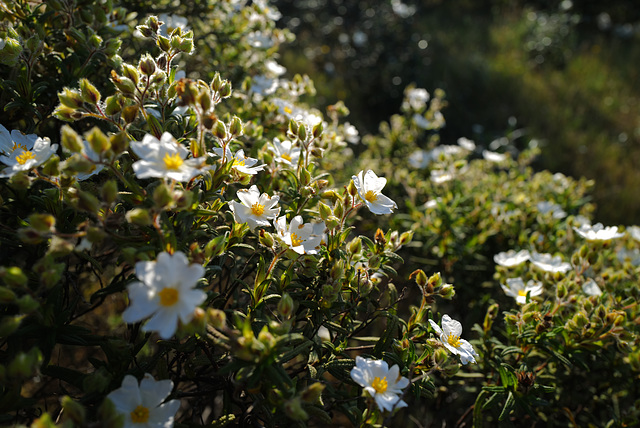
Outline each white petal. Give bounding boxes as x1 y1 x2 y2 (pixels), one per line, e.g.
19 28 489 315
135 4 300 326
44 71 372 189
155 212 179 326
140 376 173 407
143 308 179 339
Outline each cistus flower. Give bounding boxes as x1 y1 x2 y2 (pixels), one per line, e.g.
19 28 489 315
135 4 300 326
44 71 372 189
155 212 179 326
404 87 430 110
130 133 204 181
501 277 544 304
274 215 323 254
74 139 105 181
493 249 531 267
627 225 640 242
228 185 280 230
482 150 508 163
530 252 572 274
106 374 180 428
269 138 300 167
350 356 409 412
573 223 624 241
0 125 58 178
122 251 207 339
537 201 567 219
352 170 397 215
582 278 602 296
213 146 264 175
429 314 478 365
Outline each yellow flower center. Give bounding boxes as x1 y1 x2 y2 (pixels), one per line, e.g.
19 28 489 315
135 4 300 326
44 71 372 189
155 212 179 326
163 152 184 170
130 405 150 424
158 287 179 307
291 233 304 247
284 106 293 115
281 153 292 162
372 376 388 394
251 202 265 216
232 157 246 167
447 332 461 348
364 190 378 203
16 150 36 165
518 290 527 297
12 142 28 151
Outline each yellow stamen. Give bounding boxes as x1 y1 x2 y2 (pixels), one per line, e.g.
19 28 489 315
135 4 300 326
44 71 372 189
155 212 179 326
364 190 378 203
291 233 303 247
284 106 293 114
130 405 150 423
163 152 184 170
281 153 292 162
232 158 246 167
447 332 461 348
518 290 527 297
371 376 388 394
16 151 36 165
158 287 179 307
251 202 265 216
12 142 28 151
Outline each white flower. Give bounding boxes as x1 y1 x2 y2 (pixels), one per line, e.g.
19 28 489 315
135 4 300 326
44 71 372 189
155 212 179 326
627 225 640 241
250 75 279 96
582 278 602 296
413 112 445 130
72 139 105 181
0 127 58 178
352 170 397 215
537 201 567 219
404 87 429 110
264 60 286 77
457 137 476 151
530 252 572 274
253 0 282 21
343 122 360 144
158 13 190 37
228 185 280 230
617 247 640 266
493 249 531 267
122 251 206 339
482 150 508 162
430 169 454 184
272 98 322 127
270 138 300 167
350 356 409 412
246 30 274 49
573 223 624 241
501 277 543 304
274 215 323 255
213 146 264 175
130 133 204 181
429 315 478 365
106 374 180 428
408 150 430 169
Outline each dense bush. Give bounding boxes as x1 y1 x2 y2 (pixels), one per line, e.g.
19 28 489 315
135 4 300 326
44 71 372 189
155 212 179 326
0 1 639 427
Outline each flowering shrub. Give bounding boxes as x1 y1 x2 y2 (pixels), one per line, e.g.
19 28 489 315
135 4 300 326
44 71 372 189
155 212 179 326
0 1 638 428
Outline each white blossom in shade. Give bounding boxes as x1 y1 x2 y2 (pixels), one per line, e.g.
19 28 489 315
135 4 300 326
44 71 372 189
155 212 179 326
264 60 286 77
430 169 454 184
72 139 105 181
493 249 531 267
537 201 567 219
573 223 624 241
122 251 207 339
213 146 264 175
429 315 478 365
250 75 279 97
272 98 322 127
616 247 640 266
0 131 58 178
626 225 640 241
501 277 544 304
228 185 280 230
530 252 572 274
246 30 274 49
408 150 430 169
158 13 189 37
343 122 360 144
572 215 591 227
130 133 203 181
352 170 397 215
413 112 445 130
430 145 464 160
482 150 508 162
404 87 430 110
269 138 300 167
582 278 602 296
274 215 323 255
253 0 282 21
106 374 180 428
350 356 409 412
457 137 476 151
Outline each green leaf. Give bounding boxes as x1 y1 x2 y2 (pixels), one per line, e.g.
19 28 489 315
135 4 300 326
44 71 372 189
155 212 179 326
498 391 515 421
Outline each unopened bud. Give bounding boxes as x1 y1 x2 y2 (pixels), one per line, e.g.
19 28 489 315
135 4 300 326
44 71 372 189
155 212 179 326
61 125 84 153
79 78 101 104
278 293 294 319
126 208 152 226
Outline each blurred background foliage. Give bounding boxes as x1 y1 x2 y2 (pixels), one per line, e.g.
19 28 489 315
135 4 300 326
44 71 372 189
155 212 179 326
274 0 640 225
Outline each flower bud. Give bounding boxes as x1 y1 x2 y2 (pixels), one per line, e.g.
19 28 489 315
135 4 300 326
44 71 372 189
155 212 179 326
86 127 111 154
58 88 84 109
126 208 152 226
347 237 362 255
61 125 84 153
301 382 325 403
204 234 227 259
410 269 428 287
29 213 56 232
79 78 101 104
278 293 294 319
346 179 357 197
284 397 308 421
0 266 28 286
213 120 228 140
61 396 86 425
229 116 244 137
153 183 173 208
325 215 340 230
333 199 344 218
101 180 118 204
77 190 101 213
259 230 275 248
207 308 227 330
122 105 139 123
318 202 331 220
312 121 323 138
297 123 308 141
110 132 129 154
219 81 232 98
105 94 124 115
138 54 156 76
